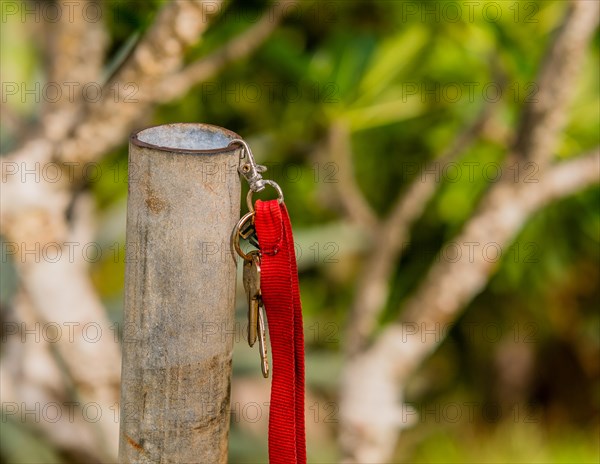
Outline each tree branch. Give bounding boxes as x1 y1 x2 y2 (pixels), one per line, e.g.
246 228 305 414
1 290 106 462
327 120 379 230
41 0 108 141
1 191 121 461
1 0 220 170
53 0 223 165
154 0 296 102
400 148 599 338
340 149 599 463
344 103 496 355
512 0 599 166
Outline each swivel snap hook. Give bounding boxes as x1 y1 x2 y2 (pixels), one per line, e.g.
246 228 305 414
229 139 267 192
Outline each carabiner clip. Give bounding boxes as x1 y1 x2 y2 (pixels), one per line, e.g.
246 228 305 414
229 139 268 192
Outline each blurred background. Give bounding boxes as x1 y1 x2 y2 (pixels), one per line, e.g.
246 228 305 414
1 0 598 463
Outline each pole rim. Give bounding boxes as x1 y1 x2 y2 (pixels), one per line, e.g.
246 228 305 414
130 123 242 155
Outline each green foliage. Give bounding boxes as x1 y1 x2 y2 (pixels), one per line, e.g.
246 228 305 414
2 0 598 462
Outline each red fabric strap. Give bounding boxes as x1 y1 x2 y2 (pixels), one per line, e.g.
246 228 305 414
254 200 306 464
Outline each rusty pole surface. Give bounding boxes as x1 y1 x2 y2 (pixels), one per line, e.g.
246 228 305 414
119 123 241 463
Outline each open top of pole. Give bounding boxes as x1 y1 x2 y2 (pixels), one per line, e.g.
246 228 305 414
131 123 241 155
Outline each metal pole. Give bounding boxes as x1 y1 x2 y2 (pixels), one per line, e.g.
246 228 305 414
119 123 241 463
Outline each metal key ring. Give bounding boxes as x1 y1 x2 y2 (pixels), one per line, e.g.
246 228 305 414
232 211 256 261
246 180 284 212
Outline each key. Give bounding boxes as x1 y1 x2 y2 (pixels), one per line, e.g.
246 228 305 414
242 251 261 347
239 219 259 248
238 216 260 248
257 303 269 378
239 219 255 240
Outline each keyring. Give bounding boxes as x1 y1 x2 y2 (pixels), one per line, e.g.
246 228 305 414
247 180 284 212
232 211 257 261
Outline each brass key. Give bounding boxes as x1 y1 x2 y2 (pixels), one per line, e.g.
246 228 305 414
242 251 261 347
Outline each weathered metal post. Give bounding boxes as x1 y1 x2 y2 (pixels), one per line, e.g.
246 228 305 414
119 123 241 463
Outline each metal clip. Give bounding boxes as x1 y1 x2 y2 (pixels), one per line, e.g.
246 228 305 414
229 139 268 192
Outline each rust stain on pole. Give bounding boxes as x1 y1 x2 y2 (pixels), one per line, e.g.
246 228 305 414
119 123 242 463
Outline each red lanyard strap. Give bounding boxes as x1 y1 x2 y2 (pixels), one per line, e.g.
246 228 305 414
254 199 306 464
